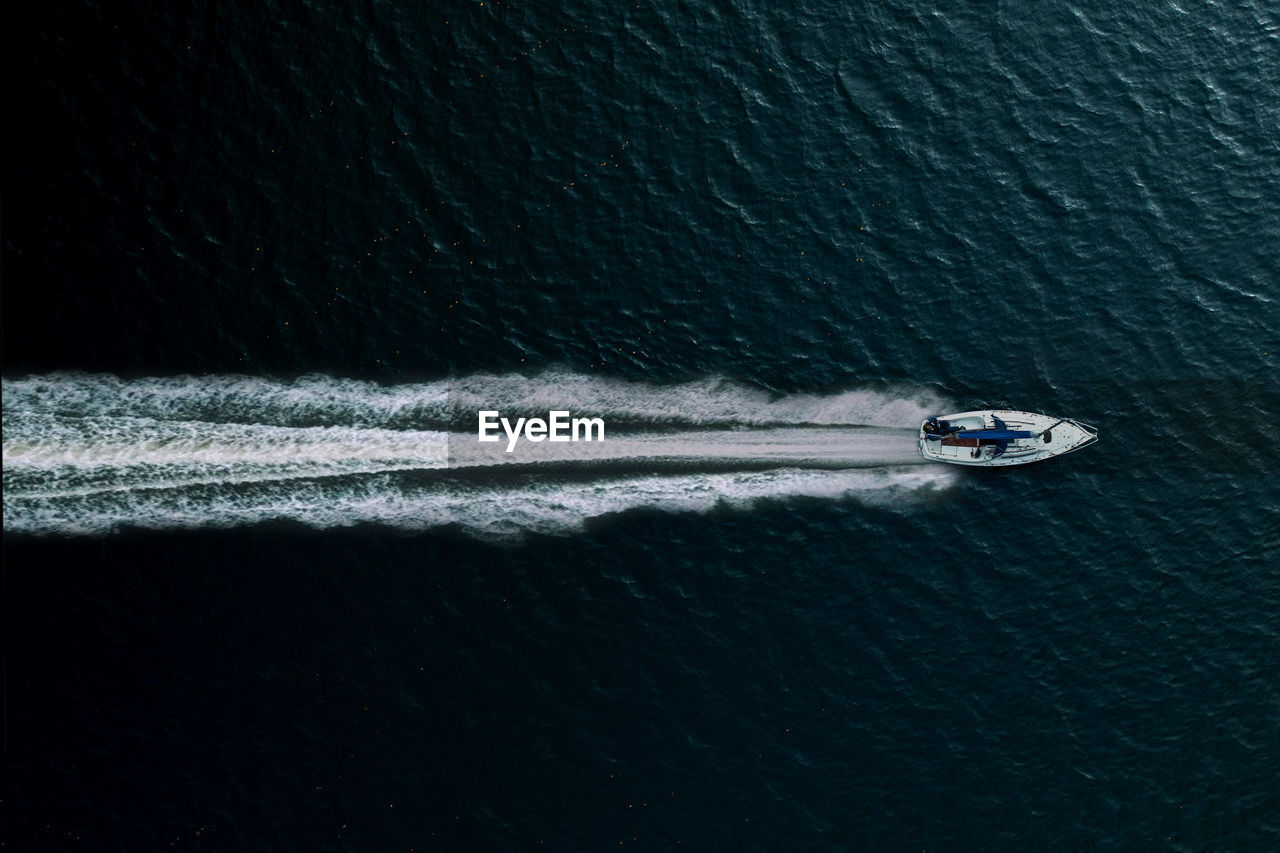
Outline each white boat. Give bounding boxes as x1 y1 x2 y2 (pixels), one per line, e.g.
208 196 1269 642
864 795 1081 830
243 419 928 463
918 410 1098 466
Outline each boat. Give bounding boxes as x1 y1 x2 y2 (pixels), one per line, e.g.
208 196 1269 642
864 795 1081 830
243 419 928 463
918 410 1098 466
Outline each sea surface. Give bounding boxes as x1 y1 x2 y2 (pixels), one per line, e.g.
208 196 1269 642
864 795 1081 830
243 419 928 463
4 0 1279 849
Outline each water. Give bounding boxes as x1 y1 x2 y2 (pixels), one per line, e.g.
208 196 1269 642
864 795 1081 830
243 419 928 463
4 0 1279 849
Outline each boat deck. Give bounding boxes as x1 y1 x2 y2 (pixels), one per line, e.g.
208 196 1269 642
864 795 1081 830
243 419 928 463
920 410 1099 467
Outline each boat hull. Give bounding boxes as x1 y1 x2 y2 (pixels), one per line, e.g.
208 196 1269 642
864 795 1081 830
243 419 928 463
919 410 1098 467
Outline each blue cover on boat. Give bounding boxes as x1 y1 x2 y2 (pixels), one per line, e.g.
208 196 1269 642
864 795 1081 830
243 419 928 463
955 430 1033 440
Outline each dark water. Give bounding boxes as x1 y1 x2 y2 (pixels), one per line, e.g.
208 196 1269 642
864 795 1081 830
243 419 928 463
4 0 1279 849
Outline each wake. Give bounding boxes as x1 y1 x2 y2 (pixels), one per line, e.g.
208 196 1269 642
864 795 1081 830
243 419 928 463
2 371 956 538
449 426 927 470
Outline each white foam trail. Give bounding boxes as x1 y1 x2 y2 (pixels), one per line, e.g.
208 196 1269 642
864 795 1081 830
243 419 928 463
1 373 452 429
448 369 948 427
2 467 956 539
2 369 948 428
3 372 955 538
3 413 448 498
